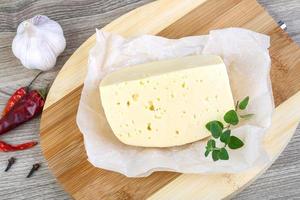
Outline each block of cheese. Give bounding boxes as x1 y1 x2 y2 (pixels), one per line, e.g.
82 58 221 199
99 55 234 147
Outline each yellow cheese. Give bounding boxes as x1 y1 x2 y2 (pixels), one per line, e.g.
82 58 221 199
99 55 234 147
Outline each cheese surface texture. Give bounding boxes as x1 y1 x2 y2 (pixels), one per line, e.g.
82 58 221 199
99 55 234 147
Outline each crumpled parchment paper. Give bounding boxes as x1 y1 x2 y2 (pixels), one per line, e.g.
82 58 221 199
76 28 274 177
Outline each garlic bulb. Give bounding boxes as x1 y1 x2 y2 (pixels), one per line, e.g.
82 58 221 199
12 15 66 71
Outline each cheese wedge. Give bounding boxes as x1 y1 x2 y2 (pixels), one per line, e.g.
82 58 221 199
99 55 234 147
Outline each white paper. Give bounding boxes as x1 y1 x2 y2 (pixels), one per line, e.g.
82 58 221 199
76 28 274 177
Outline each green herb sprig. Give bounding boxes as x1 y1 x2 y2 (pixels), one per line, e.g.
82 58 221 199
204 96 252 161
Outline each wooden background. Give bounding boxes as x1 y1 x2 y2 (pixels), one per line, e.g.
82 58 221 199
0 0 299 199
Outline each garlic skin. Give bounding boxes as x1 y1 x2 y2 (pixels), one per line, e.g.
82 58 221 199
12 15 66 71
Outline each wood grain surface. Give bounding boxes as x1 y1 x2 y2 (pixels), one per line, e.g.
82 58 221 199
0 0 299 200
40 0 300 199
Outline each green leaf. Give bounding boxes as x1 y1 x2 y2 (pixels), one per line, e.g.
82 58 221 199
224 110 239 125
205 120 224 131
207 139 216 149
239 96 249 110
205 150 210 157
212 150 220 161
210 122 223 138
240 113 254 119
220 130 231 144
228 136 244 149
219 148 229 160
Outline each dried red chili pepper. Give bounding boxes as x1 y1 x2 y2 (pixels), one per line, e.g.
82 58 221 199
2 71 43 116
0 90 45 136
0 141 37 152
2 87 27 116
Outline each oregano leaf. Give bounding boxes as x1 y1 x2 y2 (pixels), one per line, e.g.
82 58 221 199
220 130 231 144
212 150 220 161
224 110 239 125
219 148 229 160
205 150 210 157
207 139 216 149
239 96 249 110
228 136 244 149
210 122 222 138
206 120 224 131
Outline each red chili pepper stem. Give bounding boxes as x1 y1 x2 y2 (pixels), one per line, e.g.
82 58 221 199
37 87 48 100
26 71 43 91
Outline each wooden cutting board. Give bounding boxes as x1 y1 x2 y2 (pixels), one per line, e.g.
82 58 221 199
40 0 300 199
